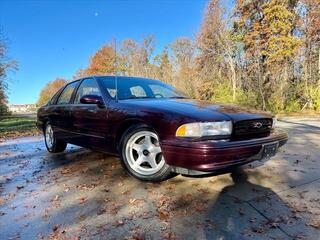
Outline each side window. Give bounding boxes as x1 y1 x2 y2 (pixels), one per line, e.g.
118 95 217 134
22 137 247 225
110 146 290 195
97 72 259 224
49 91 60 105
107 88 117 99
99 77 116 99
149 84 173 98
57 81 78 105
130 86 147 98
74 78 101 104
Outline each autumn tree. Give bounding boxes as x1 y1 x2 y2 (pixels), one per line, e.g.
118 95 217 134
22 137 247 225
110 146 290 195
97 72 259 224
73 68 89 80
170 38 197 96
85 44 117 76
0 34 18 115
234 0 301 110
37 78 67 106
154 47 173 85
197 0 239 101
83 36 157 80
234 0 268 109
263 0 301 109
302 0 320 84
299 0 320 109
138 36 156 78
119 36 156 78
119 39 139 76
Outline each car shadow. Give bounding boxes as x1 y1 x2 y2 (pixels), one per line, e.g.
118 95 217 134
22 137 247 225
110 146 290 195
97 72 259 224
199 168 312 239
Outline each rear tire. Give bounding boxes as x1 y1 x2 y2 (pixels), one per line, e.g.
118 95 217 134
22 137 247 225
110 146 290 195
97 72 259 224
119 124 174 182
44 122 67 153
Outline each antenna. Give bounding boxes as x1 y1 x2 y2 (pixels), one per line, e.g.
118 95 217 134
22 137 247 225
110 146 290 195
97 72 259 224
114 38 118 102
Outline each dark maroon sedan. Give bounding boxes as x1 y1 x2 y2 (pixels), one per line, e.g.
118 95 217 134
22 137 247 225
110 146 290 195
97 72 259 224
37 76 288 182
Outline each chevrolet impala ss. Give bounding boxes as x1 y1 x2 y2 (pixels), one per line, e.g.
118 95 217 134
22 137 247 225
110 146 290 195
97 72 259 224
37 76 288 182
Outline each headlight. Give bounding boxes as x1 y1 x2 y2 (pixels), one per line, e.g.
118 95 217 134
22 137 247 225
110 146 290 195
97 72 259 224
272 117 277 128
176 121 232 137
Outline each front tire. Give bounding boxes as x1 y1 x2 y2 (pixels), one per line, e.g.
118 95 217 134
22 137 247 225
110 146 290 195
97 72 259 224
44 122 67 153
119 124 174 182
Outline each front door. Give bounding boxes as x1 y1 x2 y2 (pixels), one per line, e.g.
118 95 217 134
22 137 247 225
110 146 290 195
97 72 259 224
71 78 108 150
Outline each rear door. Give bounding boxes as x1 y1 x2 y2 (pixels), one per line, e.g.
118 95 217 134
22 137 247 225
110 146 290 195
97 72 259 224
51 81 79 139
70 78 108 149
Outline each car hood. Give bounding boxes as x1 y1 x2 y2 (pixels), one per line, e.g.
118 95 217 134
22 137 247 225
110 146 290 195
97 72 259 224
121 98 272 122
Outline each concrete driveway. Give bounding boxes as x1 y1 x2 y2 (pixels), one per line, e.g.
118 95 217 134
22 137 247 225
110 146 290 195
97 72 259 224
0 118 319 239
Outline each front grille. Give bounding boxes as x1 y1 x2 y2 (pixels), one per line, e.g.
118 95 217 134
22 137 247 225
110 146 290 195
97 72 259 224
233 118 272 139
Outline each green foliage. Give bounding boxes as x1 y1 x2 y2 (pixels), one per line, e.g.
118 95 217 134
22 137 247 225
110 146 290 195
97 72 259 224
284 100 302 113
308 86 320 110
1 33 18 116
209 83 235 104
236 89 259 109
0 103 9 116
266 95 283 113
199 82 259 109
0 116 36 133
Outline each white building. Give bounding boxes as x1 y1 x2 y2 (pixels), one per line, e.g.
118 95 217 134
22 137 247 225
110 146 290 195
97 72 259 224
8 104 37 113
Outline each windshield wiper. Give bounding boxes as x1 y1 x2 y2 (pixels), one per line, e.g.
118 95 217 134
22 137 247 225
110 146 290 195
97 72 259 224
122 96 189 100
124 96 154 100
169 96 189 99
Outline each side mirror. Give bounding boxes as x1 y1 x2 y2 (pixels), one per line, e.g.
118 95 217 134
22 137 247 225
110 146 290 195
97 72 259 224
80 95 104 107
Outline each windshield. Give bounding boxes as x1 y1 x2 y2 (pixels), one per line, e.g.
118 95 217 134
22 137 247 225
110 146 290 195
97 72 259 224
98 77 188 100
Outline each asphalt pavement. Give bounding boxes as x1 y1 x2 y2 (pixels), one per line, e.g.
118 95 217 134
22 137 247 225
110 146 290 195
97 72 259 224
0 118 319 239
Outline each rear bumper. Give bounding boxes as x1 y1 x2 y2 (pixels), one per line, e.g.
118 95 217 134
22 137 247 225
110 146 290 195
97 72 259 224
161 129 288 173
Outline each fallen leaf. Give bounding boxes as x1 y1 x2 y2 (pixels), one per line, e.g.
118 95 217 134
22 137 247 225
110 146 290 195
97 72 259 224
116 220 124 226
53 225 60 232
61 168 71 175
308 219 320 229
97 208 106 215
78 197 87 204
158 210 169 221
161 232 177 240
195 205 204 213
239 208 245 216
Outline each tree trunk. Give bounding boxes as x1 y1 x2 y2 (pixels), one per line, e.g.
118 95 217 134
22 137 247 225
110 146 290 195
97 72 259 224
318 47 320 88
259 74 267 110
230 63 237 101
224 49 237 102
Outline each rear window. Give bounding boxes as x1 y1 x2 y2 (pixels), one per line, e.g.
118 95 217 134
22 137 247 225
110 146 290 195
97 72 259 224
56 81 79 105
49 87 64 105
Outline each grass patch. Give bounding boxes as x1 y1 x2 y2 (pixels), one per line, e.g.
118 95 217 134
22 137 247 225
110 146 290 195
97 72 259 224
0 115 40 140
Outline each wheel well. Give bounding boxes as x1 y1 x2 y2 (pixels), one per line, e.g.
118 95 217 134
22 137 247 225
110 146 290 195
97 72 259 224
41 118 50 133
115 119 149 150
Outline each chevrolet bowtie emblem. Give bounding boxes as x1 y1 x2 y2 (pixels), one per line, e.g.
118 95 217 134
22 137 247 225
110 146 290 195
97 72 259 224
252 122 263 128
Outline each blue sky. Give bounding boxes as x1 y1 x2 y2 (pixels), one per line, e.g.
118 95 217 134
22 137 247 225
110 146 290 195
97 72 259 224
0 0 231 104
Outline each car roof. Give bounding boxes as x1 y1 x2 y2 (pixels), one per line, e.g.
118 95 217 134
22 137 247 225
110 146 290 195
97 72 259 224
94 76 160 81
72 75 160 83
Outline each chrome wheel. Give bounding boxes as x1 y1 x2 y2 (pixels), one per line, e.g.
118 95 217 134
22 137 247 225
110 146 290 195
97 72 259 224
125 131 165 175
45 124 54 149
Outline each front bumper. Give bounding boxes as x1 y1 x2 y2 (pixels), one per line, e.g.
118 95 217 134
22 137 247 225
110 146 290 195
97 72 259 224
161 129 288 174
